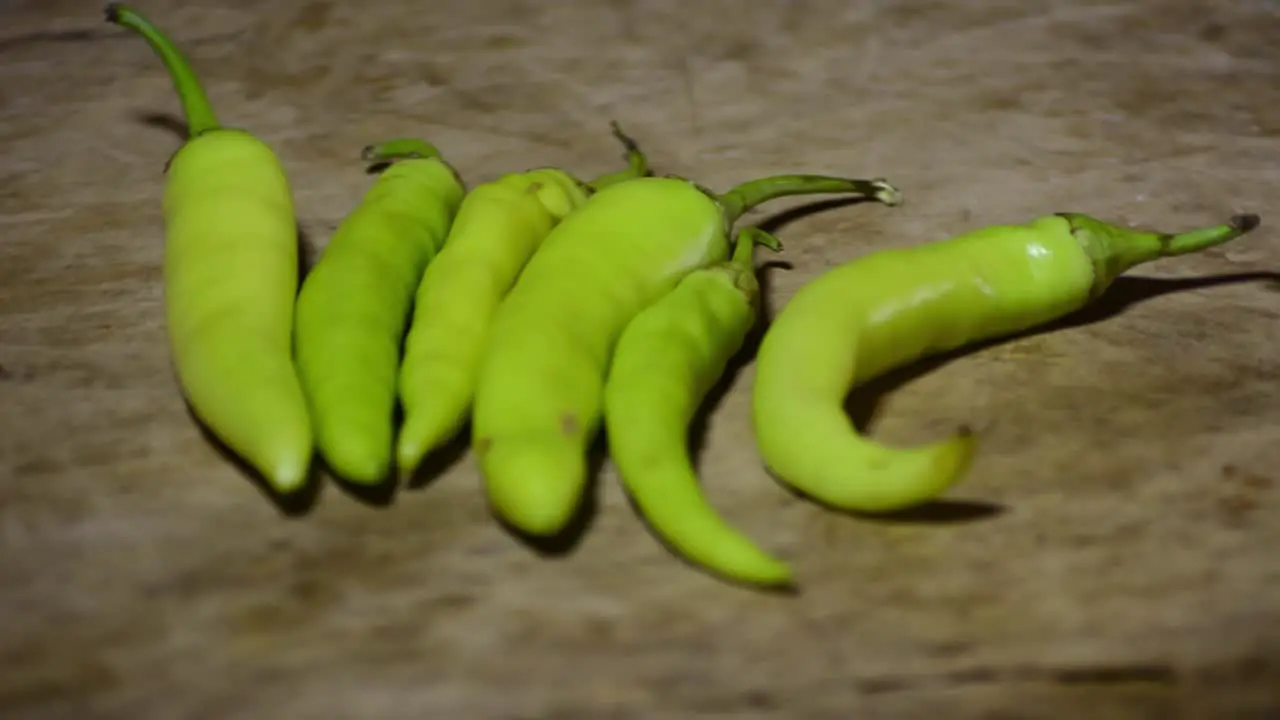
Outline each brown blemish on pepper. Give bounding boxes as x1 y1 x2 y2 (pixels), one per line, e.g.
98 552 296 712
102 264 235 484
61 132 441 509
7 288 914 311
559 412 579 436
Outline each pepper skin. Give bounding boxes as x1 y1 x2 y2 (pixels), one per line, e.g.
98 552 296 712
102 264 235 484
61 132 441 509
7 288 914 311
753 212 1262 513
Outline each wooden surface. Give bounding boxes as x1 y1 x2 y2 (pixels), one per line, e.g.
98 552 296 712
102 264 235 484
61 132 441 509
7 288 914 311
2 0 1279 717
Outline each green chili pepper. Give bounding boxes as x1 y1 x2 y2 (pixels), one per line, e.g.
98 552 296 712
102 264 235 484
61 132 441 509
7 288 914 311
604 226 791 586
394 124 649 477
293 142 466 485
752 211 1262 513
471 172 903 537
106 4 313 491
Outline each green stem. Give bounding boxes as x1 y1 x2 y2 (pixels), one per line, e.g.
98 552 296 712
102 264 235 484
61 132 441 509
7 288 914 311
732 227 782 269
717 175 902 226
1162 213 1261 254
361 139 443 164
585 121 650 191
724 227 782 300
1062 212 1262 293
105 4 220 137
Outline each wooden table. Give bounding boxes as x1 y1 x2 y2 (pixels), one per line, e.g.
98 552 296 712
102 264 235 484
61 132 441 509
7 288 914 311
2 0 1278 717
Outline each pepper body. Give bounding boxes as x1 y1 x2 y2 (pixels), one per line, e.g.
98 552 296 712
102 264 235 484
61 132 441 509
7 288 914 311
294 157 464 484
603 229 791 586
109 3 314 492
752 212 1260 512
164 133 314 491
471 177 730 535
395 169 592 474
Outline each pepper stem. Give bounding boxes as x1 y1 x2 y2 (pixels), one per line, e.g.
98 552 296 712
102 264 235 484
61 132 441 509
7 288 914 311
717 175 902 226
105 4 220 138
585 121 650 191
732 227 782 268
361 139 444 164
1061 212 1262 293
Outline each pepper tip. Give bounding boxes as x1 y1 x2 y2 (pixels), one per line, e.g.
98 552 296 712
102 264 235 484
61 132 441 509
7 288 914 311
103 2 123 23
